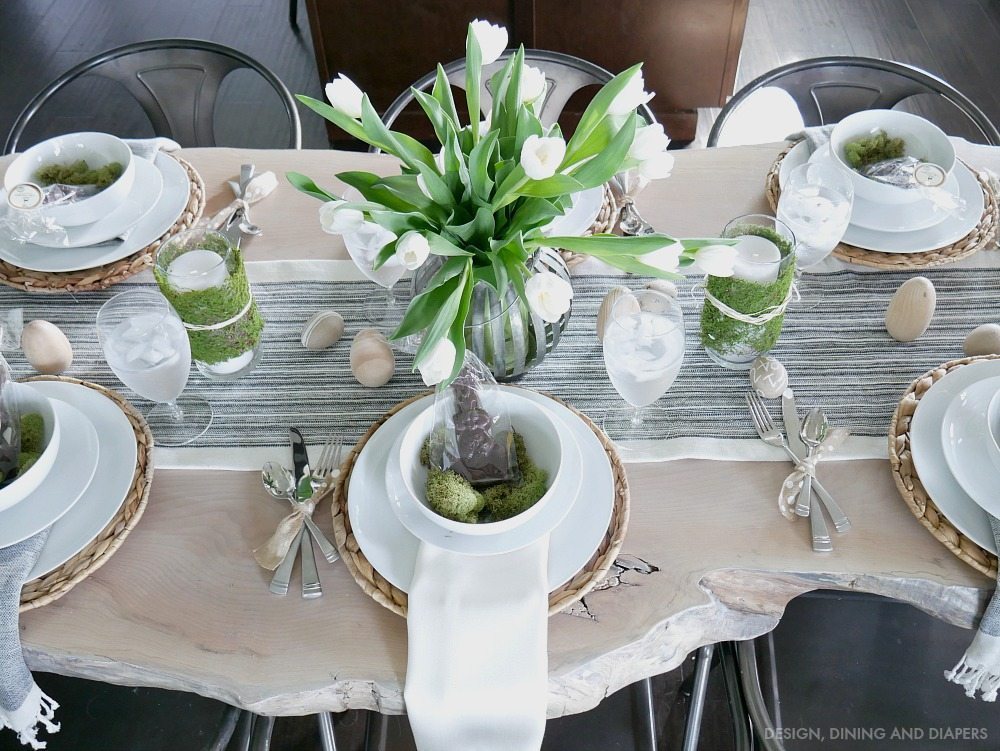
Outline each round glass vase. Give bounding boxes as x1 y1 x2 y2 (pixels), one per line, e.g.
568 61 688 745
153 229 265 381
411 247 572 382
700 214 796 370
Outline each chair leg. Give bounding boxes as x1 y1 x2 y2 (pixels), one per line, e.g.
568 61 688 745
637 677 659 751
288 0 298 29
681 644 715 751
736 639 786 751
318 711 338 751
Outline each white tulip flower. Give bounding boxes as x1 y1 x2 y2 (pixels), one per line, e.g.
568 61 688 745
419 338 457 386
520 65 547 105
609 70 654 115
470 19 508 65
395 231 431 270
525 270 573 323
325 74 365 119
693 244 739 277
638 151 675 180
318 200 365 235
641 243 684 274
629 123 671 161
520 134 566 180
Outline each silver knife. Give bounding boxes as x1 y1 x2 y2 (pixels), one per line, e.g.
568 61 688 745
290 428 323 598
782 389 852 532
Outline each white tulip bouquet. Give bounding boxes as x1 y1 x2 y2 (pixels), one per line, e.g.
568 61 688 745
289 19 728 386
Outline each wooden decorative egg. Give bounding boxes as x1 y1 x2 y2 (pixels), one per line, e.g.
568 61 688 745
885 276 936 342
21 320 72 375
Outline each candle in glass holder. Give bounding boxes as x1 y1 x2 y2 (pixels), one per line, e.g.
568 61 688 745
731 235 781 283
167 249 229 291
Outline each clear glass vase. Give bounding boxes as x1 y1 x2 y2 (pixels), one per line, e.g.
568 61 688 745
153 229 265 381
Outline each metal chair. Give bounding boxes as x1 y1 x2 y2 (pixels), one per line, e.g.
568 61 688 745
4 39 302 154
375 49 657 149
707 56 1000 147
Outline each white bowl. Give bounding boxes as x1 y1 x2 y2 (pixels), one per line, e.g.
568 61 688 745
4 132 135 226
394 390 565 537
0 383 61 513
830 110 955 206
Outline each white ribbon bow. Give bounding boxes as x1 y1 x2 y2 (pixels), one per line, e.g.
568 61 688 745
253 497 316 570
778 427 849 520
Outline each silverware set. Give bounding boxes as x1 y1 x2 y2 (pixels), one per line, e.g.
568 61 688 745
610 174 656 236
746 389 851 552
261 431 344 598
221 163 263 245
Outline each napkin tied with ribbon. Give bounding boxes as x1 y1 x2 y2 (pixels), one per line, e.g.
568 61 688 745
778 427 849 520
253 497 316 570
946 516 1000 701
404 538 549 751
0 530 59 749
205 171 279 231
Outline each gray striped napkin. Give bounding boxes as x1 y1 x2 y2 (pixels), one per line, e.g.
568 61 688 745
0 530 59 748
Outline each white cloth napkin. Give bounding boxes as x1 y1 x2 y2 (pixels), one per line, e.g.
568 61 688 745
404 537 550 751
785 124 835 154
123 137 180 161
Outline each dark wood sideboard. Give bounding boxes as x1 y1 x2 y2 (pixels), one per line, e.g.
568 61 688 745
305 0 749 144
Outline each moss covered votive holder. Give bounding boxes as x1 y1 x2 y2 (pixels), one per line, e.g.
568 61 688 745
154 229 264 381
700 214 796 370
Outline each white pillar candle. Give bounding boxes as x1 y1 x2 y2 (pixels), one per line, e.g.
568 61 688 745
167 249 229 291
730 235 781 283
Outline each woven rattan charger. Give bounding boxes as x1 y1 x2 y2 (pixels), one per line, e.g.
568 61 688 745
0 155 205 293
19 376 153 612
888 356 999 579
765 141 1000 270
329 390 630 617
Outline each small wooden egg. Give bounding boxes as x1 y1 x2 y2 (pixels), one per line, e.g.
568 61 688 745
885 276 936 342
301 311 344 350
646 279 678 299
964 324 1000 356
350 328 394 387
21 320 72 375
749 355 788 399
597 286 640 342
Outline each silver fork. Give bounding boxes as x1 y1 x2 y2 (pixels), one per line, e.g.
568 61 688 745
311 435 345 492
746 392 833 553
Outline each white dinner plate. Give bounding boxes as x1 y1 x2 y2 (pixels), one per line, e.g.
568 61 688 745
807 144 959 233
541 186 604 237
940 376 1000 519
0 151 189 273
5 157 164 248
910 359 1000 554
779 140 984 254
26 381 138 579
0 399 100 547
383 401 583 555
349 387 615 592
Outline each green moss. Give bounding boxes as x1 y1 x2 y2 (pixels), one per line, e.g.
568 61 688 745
36 160 122 189
19 413 43 453
700 225 795 357
425 467 485 523
154 238 264 365
843 130 905 170
17 451 39 473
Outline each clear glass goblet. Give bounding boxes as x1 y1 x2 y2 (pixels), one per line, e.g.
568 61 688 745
777 162 854 307
97 289 212 446
601 289 685 445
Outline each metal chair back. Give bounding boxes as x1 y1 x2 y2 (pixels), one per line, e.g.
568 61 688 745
376 49 656 151
708 56 1000 147
5 39 302 154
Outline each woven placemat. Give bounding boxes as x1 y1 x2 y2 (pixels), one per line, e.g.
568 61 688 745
19 376 153 612
765 142 1000 270
329 389 630 617
0 154 206 293
888 356 999 578
560 181 620 270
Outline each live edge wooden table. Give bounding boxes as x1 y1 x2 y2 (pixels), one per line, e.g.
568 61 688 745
12 144 995 718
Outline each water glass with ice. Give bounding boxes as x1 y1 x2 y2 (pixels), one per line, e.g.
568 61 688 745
601 289 685 443
97 289 213 446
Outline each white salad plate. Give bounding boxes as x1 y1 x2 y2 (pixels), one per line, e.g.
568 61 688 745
0 151 188 273
779 140 983 254
0 398 100 548
940 376 1000 519
807 144 959 233
11 157 164 249
910 359 1000 554
349 387 615 592
26 381 138 579
384 400 584 556
542 186 604 237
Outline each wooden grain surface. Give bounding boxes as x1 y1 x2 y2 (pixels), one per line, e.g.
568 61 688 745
9 144 999 717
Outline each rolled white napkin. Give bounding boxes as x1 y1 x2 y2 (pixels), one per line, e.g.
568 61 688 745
123 137 181 161
404 537 549 751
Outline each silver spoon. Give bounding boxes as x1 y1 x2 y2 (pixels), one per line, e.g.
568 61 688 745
237 164 263 236
799 409 833 552
261 462 340 563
